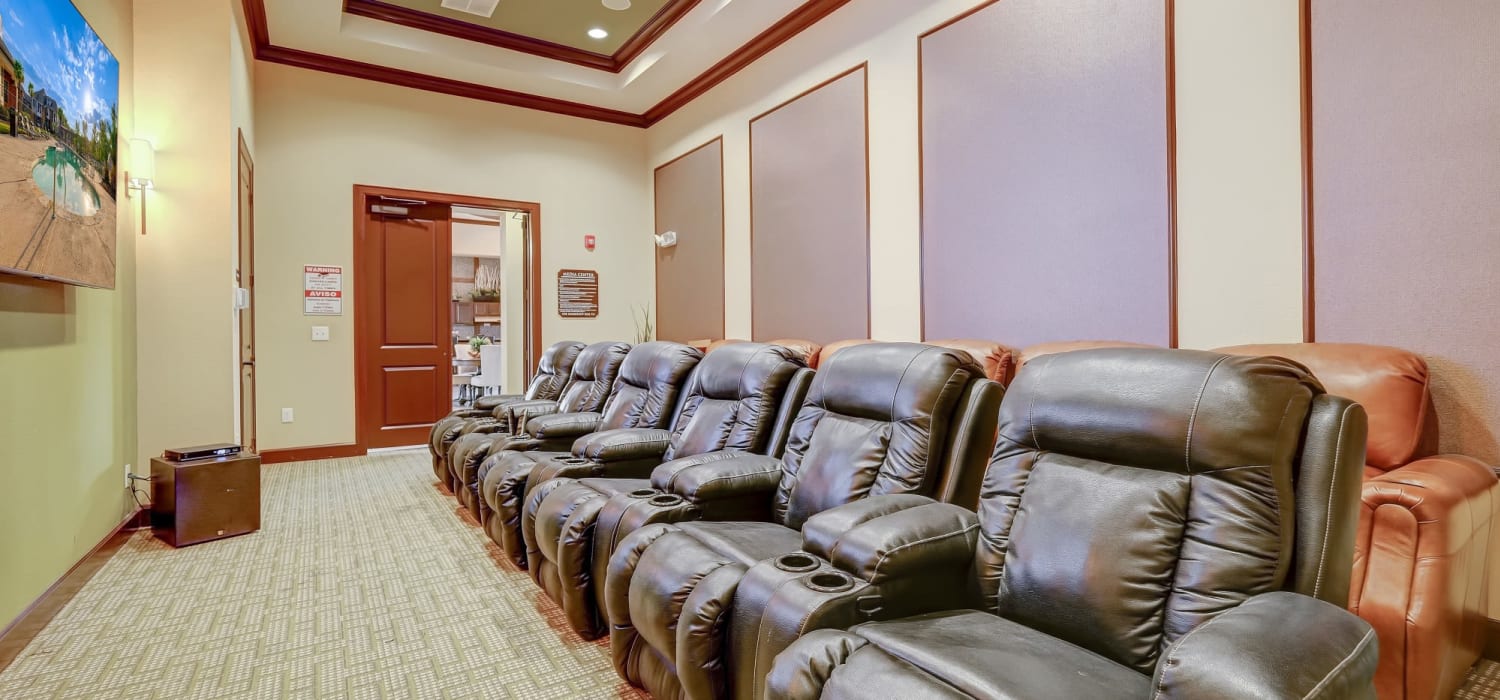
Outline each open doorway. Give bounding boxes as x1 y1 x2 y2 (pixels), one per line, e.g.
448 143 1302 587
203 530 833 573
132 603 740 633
353 185 541 449
450 206 531 410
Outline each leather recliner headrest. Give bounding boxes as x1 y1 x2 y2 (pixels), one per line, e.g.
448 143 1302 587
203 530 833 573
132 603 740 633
618 341 704 389
1216 342 1436 471
813 343 983 423
575 341 632 382
538 341 586 375
691 342 805 400
1006 348 1325 475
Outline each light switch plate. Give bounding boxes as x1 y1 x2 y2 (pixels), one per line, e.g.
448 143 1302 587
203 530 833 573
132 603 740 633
311 326 330 341
281 408 294 423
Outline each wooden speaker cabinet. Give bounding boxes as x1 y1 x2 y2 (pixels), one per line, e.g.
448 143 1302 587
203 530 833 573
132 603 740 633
150 453 261 547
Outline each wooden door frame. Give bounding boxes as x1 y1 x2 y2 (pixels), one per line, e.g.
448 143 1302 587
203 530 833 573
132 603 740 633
237 130 256 453
352 184 543 452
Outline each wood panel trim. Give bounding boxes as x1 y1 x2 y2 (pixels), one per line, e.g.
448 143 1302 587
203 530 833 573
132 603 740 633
238 129 257 453
257 45 649 128
1299 0 1316 342
259 443 367 464
0 508 143 673
915 0 1179 346
342 0 702 73
653 136 727 342
643 0 856 125
243 0 850 129
747 63 872 342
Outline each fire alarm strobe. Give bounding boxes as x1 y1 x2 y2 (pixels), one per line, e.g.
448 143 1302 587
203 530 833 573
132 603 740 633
584 234 597 251
163 443 243 462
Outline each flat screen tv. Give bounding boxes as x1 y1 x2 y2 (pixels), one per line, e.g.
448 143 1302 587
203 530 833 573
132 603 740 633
0 0 120 289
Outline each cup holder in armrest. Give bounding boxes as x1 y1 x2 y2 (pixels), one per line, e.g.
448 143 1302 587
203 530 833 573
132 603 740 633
628 489 658 499
560 457 591 465
649 494 684 507
774 553 820 573
803 571 855 593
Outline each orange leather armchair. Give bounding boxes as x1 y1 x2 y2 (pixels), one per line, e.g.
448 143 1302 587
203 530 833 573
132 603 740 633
1219 343 1498 700
925 338 1015 385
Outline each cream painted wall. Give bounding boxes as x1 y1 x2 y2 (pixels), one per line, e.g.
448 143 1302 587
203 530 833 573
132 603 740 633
647 0 1308 350
0 0 139 629
252 64 651 451
132 0 239 470
1174 0 1304 349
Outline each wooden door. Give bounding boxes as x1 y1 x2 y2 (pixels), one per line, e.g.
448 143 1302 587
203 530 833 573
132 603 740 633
236 133 256 453
358 200 453 448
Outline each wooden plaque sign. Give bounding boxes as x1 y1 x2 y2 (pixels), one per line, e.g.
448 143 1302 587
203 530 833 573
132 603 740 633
557 269 600 318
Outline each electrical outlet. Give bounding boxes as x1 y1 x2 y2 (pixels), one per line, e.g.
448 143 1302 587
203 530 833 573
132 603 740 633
282 408 294 423
124 463 133 487
311 326 330 342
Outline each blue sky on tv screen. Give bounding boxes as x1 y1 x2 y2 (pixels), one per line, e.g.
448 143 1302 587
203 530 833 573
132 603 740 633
0 0 120 131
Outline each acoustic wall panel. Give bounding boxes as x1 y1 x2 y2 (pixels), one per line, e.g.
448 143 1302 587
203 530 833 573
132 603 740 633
1313 0 1500 462
920 0 1173 347
750 67 870 343
654 138 726 342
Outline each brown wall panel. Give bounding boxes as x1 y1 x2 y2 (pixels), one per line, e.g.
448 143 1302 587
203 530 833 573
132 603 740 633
750 66 870 344
1312 0 1500 461
920 0 1173 348
655 138 726 342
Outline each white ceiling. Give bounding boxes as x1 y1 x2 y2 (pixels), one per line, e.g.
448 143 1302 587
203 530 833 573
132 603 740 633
262 0 810 113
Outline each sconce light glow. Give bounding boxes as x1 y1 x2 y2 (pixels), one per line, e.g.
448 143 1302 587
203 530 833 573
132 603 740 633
128 138 156 191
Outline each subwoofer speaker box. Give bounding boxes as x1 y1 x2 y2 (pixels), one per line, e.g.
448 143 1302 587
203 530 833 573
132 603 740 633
150 453 261 547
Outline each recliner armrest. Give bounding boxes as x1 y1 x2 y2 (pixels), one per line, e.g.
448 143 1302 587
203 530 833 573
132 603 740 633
651 452 783 503
525 412 603 440
572 428 672 463
512 402 562 433
801 495 978 583
1153 591 1377 699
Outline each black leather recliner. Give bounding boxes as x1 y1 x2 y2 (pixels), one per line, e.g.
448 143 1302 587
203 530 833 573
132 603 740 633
601 343 1004 699
443 341 629 514
762 348 1379 700
477 341 703 559
428 340 587 484
521 343 815 638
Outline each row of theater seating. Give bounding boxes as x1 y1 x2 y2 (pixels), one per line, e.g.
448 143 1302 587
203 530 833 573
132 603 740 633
425 338 1497 700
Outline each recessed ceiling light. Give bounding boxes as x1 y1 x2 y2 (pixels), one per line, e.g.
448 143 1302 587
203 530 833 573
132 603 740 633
602 0 632 10
588 27 609 39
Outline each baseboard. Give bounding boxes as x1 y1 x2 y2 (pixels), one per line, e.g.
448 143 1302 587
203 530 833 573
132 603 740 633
0 507 142 673
260 443 366 464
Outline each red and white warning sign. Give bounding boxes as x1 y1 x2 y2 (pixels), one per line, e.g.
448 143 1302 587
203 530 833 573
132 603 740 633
304 264 343 316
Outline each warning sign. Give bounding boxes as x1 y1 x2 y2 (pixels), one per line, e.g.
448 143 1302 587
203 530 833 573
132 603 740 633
304 265 343 316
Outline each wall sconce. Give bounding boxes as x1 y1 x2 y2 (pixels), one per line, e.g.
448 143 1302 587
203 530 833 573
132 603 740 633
127 138 155 235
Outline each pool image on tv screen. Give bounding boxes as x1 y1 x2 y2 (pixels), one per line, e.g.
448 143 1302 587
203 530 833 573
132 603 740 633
0 0 120 289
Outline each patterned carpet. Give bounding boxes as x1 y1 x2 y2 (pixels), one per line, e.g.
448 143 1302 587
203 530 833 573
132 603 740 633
3 449 1500 698
0 449 646 699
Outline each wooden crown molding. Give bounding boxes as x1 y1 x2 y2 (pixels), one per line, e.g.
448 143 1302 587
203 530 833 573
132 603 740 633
243 0 852 128
342 0 701 74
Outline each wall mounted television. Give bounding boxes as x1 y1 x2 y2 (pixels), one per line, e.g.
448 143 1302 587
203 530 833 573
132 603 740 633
0 0 120 289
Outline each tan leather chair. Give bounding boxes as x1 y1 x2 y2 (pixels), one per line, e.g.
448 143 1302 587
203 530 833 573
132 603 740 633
926 339 1016 385
1016 340 1156 373
764 338 822 366
1219 342 1499 700
702 338 746 354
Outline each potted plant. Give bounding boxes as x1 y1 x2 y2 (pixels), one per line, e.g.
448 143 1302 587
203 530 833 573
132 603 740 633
467 335 491 358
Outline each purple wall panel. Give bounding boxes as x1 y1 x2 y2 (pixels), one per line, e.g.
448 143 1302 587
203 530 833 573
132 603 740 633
750 67 869 344
921 0 1171 348
1313 0 1500 461
655 139 726 342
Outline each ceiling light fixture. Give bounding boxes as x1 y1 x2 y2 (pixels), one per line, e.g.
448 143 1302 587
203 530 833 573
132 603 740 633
588 27 609 39
602 0 632 10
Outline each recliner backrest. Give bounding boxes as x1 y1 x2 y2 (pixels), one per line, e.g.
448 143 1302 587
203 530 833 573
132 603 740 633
599 342 703 430
524 341 586 401
664 343 809 461
773 343 987 530
556 341 632 413
976 348 1363 675
1217 342 1436 473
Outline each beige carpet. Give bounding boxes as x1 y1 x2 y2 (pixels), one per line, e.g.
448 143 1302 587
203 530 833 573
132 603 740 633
4 449 1500 698
0 449 645 699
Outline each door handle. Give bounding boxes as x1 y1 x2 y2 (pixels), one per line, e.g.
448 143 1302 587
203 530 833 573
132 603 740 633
241 361 256 367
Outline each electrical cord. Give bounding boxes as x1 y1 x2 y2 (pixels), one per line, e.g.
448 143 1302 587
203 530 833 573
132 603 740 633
127 473 153 509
